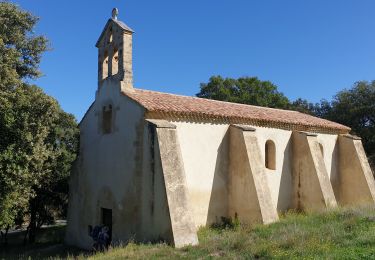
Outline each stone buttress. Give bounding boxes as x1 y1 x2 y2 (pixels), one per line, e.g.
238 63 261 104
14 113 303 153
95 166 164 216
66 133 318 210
338 134 375 205
146 119 198 248
228 125 279 224
291 131 337 211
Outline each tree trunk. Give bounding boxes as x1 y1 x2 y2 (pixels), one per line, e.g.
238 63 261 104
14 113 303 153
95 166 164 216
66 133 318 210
0 225 10 246
27 199 38 244
4 225 9 246
23 226 29 245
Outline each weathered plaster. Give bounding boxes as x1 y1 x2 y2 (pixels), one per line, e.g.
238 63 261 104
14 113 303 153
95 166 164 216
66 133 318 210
292 131 337 211
171 121 230 226
151 121 198 247
65 80 146 249
251 126 293 212
228 125 279 224
338 135 375 205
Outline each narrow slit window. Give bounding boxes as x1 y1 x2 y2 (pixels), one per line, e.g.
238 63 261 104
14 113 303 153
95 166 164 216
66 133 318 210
102 105 112 134
265 140 276 170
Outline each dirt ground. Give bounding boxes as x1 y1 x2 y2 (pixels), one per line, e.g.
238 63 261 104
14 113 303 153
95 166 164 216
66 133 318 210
0 225 86 259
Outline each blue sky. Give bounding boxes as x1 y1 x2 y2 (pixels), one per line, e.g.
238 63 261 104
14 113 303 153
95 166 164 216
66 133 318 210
13 0 375 120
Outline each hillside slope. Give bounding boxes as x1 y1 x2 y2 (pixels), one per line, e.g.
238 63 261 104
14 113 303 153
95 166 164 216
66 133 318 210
88 206 375 259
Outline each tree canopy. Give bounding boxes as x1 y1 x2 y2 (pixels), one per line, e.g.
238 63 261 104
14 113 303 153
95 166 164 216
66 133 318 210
0 86 78 230
0 2 48 90
289 81 375 164
0 2 78 244
197 76 290 109
326 81 375 157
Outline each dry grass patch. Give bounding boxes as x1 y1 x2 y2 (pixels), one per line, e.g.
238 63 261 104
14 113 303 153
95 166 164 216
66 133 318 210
86 205 375 259
2 206 375 259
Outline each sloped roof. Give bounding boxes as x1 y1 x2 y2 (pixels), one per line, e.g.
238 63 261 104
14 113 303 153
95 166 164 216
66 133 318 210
96 18 134 47
123 88 350 134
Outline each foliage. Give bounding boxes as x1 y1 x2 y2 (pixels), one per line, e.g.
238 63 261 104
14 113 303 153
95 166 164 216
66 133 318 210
0 85 53 230
289 83 375 162
25 106 79 243
289 98 332 118
0 85 79 241
325 81 375 159
0 1 48 90
197 76 290 109
0 2 78 244
289 98 317 115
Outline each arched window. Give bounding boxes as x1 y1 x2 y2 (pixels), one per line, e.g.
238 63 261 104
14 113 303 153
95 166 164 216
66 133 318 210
102 50 109 80
102 105 112 134
265 140 276 170
112 47 119 75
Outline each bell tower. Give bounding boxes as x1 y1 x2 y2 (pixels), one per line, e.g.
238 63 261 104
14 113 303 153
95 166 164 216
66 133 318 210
96 8 134 90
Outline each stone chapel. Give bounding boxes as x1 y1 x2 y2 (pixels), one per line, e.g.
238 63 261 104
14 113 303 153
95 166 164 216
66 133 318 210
66 9 375 249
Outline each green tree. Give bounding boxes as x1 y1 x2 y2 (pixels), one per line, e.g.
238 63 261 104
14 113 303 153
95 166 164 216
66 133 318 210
197 76 290 109
290 98 317 115
0 85 79 244
0 2 78 244
290 98 332 118
25 105 79 243
0 2 48 90
325 81 375 164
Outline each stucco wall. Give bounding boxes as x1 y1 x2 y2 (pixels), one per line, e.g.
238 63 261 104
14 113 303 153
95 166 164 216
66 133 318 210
139 123 173 243
317 134 339 197
66 80 146 249
228 125 279 224
173 122 340 227
291 132 337 211
172 122 229 227
253 128 338 211
251 127 293 212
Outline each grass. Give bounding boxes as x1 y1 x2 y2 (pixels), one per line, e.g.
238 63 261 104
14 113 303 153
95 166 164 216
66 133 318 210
2 206 375 259
88 205 375 260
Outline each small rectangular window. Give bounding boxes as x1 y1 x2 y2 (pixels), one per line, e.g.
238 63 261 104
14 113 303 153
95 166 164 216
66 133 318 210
102 105 112 134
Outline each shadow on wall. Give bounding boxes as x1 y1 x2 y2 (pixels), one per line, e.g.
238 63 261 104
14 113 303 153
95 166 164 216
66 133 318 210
277 138 293 212
330 140 339 200
206 130 229 225
369 155 375 178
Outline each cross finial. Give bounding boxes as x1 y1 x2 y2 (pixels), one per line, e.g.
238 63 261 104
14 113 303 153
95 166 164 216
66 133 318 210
112 8 119 20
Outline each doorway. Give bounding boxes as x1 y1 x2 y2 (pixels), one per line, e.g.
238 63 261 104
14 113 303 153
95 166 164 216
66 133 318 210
101 208 112 241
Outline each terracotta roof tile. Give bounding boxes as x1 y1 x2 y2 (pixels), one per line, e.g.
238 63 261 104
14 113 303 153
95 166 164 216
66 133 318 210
123 88 350 134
